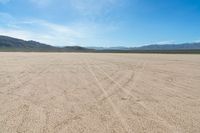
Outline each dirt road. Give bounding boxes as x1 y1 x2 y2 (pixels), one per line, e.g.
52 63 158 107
0 53 200 133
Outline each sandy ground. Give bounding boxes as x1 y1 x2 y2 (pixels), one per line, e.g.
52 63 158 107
0 53 200 133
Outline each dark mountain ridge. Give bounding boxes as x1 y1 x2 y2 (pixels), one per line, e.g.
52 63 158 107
136 43 200 50
0 35 200 53
0 35 91 52
0 35 53 48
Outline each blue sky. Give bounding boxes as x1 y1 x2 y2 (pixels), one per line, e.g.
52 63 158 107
0 0 200 47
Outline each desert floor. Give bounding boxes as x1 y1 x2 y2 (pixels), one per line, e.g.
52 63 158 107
0 53 200 133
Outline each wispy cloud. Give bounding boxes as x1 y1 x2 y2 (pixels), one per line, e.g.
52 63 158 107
0 8 122 46
20 19 90 45
0 12 99 46
0 0 124 46
153 40 175 44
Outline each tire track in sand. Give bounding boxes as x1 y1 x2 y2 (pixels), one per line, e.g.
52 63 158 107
6 64 51 96
84 59 134 133
95 63 181 133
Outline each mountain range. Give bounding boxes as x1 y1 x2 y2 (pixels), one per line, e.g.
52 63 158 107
0 35 200 53
0 35 90 52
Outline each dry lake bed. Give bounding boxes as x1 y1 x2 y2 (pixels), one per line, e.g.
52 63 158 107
0 53 200 133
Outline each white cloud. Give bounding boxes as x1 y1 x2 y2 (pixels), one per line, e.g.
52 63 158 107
21 19 90 46
0 28 33 40
22 19 83 38
0 10 120 46
0 26 82 46
0 12 95 46
154 40 175 44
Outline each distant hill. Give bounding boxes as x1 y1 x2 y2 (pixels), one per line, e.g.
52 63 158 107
0 35 200 53
63 46 90 51
88 43 200 54
0 35 91 52
0 35 53 49
90 43 200 50
136 43 200 50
